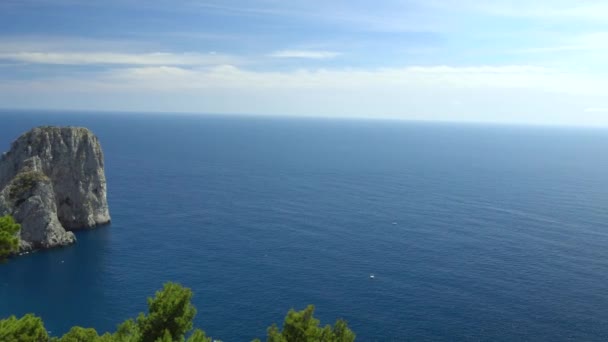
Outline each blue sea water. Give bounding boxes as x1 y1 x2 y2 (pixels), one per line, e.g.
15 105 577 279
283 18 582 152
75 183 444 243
1 110 608 341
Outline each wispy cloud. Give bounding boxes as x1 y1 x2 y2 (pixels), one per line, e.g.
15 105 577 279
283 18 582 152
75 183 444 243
0 51 241 66
103 64 602 98
3 64 606 125
0 36 153 53
1 64 596 94
269 50 340 59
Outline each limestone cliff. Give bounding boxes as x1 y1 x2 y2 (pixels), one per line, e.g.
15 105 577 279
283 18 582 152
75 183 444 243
0 126 110 252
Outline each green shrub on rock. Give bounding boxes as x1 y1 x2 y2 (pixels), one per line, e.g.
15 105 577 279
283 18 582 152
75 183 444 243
8 171 49 199
0 215 20 261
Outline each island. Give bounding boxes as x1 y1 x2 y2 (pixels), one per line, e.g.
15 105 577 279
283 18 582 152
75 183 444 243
0 126 110 253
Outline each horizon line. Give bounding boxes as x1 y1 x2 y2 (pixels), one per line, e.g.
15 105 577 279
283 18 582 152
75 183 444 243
1 107 607 130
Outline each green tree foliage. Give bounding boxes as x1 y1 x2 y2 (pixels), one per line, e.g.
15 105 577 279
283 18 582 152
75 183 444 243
185 329 212 342
331 319 356 342
136 282 197 342
262 305 355 342
0 283 353 342
52 326 116 342
0 215 20 262
0 314 48 342
113 319 140 342
56 326 99 341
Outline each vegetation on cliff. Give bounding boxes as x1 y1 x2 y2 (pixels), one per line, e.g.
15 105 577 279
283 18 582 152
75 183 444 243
8 171 49 199
0 215 20 261
0 282 355 342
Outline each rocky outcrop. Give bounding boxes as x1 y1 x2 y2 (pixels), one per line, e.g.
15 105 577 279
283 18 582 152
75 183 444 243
0 126 110 252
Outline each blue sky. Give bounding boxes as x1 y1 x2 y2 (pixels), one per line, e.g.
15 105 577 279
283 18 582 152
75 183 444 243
1 0 608 125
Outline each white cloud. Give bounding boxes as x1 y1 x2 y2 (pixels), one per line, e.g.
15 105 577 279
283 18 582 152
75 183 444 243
1 64 600 96
91 65 587 94
0 51 241 66
269 50 340 59
0 35 157 54
2 64 607 126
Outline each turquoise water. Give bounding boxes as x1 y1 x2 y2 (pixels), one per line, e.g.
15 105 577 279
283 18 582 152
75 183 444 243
1 111 608 341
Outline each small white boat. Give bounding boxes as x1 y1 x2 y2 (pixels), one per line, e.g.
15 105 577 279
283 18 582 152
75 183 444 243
369 274 375 279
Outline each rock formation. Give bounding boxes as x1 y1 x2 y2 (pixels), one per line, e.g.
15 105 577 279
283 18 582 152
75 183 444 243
0 126 110 252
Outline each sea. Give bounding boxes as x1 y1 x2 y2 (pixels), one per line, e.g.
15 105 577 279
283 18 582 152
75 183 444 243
1 110 608 341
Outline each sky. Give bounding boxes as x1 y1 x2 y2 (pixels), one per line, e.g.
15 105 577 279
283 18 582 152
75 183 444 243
1 0 608 126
